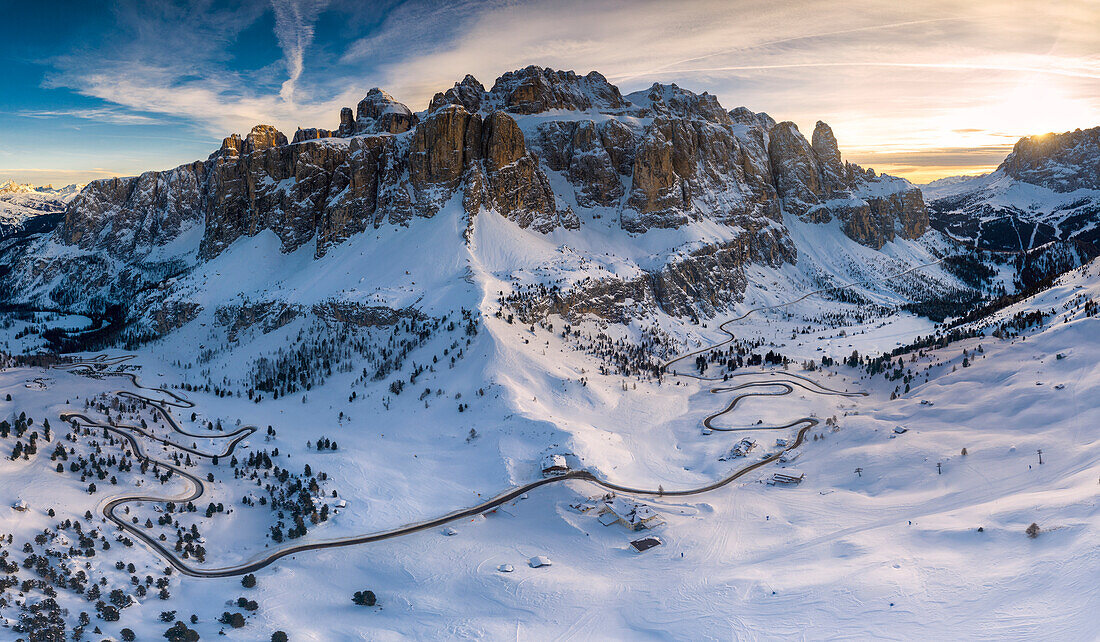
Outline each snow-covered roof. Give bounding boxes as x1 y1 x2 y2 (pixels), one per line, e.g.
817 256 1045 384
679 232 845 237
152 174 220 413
598 511 620 526
541 453 568 469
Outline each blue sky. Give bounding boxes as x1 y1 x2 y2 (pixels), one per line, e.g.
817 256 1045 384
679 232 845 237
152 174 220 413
1 0 1097 185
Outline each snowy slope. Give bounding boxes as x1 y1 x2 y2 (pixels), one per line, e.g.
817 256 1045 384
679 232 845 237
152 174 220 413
927 169 1100 251
1 253 1097 639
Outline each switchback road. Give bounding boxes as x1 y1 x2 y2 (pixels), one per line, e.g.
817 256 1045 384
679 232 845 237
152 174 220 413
52 256 955 576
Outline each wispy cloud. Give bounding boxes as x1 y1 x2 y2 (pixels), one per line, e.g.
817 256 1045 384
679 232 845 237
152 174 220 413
270 0 330 103
41 0 352 137
16 108 161 126
0 167 124 186
21 0 1100 183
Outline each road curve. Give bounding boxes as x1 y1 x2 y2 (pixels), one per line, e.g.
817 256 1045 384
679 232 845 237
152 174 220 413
661 254 949 377
52 255 950 576
56 356 847 577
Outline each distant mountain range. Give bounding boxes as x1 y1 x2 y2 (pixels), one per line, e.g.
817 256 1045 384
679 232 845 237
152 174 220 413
0 181 84 243
924 126 1100 252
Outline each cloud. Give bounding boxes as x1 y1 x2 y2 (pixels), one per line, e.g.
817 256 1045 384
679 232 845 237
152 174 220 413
847 145 1015 167
27 0 1100 183
0 167 124 186
42 0 358 137
16 108 161 126
270 0 331 103
60 64 356 136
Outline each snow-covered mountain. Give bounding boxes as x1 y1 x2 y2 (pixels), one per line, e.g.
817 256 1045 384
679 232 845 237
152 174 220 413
0 181 83 242
925 126 1100 252
4 67 1100 642
0 66 946 342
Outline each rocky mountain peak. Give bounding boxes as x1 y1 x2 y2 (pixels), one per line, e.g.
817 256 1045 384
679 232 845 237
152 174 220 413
627 83 731 125
215 125 288 158
428 74 486 114
811 121 846 193
245 125 288 152
353 88 418 135
293 127 337 144
729 107 776 132
768 121 823 218
811 121 842 168
487 65 630 115
1000 126 1100 192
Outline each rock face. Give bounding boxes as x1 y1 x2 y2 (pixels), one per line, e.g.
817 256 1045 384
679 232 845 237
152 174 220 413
620 83 782 232
769 122 824 219
1001 127 1100 192
292 128 336 144
487 66 630 114
510 225 796 323
14 66 934 323
354 88 418 134
766 119 929 248
429 75 486 114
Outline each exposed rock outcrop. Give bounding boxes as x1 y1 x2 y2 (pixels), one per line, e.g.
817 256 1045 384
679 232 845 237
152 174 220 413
479 111 566 231
765 120 929 247
1001 126 1100 192
14 65 938 326
512 223 796 322
768 121 824 220
488 66 630 114
428 74 486 114
293 128 336 144
621 84 781 232
354 88 418 135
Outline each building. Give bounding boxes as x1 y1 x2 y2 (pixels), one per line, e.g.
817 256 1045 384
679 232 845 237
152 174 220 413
769 469 805 485
569 495 607 513
778 449 800 463
541 454 569 477
598 497 663 531
10 499 28 512
630 536 664 553
720 438 757 461
893 426 908 434
528 555 552 568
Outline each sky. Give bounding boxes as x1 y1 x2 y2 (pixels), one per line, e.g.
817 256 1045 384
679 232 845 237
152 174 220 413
0 0 1097 186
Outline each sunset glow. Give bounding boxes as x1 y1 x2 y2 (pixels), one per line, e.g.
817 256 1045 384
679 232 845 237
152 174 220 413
1 1 1097 185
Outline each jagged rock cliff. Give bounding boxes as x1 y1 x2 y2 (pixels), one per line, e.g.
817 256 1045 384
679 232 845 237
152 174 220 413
4 65 934 325
56 65 927 261
1001 127 1100 192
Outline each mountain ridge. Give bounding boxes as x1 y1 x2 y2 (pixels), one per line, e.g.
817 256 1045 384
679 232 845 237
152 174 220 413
0 66 995 347
926 125 1100 252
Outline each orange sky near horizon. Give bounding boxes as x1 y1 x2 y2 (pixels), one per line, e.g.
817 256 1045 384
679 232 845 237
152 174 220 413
1 0 1096 186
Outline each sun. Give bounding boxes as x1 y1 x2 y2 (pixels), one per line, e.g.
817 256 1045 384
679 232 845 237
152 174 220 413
988 74 1096 138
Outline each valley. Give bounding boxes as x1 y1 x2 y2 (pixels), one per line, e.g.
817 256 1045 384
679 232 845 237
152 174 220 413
1 61 1097 640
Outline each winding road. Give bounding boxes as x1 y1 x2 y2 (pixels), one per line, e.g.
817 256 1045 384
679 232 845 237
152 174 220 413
51 255 950 577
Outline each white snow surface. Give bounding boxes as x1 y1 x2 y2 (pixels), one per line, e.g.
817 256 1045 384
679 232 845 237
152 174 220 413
3 236 1099 638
